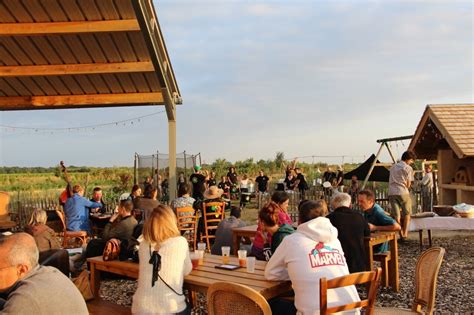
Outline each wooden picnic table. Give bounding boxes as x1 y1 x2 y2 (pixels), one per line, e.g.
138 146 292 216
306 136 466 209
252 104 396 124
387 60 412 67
87 254 291 302
232 224 258 255
364 232 399 292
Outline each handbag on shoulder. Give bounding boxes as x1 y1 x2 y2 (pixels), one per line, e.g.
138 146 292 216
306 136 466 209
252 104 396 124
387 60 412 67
102 238 121 261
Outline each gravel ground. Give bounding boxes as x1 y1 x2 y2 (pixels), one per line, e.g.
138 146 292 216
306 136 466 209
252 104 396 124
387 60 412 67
100 232 474 314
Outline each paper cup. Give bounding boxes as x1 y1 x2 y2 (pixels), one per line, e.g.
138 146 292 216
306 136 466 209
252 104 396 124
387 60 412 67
238 250 247 267
246 257 256 273
196 249 204 265
190 252 200 270
221 246 230 264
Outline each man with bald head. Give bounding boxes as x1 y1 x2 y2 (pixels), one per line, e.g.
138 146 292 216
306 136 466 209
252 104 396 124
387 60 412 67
0 233 88 314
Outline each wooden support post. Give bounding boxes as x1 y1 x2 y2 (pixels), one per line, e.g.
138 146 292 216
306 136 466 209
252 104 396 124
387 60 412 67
385 142 397 163
168 106 177 202
362 143 384 189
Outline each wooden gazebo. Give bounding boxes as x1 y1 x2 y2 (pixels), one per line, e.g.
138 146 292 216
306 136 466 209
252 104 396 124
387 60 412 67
409 104 474 205
0 0 182 199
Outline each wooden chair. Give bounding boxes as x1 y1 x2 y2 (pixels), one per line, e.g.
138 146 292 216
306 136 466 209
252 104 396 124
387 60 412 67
55 209 88 248
207 281 271 315
200 201 225 250
320 267 382 315
176 206 198 250
376 247 446 315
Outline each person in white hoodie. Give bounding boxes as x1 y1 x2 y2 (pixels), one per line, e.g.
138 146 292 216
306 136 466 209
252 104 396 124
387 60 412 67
132 205 192 315
265 200 360 315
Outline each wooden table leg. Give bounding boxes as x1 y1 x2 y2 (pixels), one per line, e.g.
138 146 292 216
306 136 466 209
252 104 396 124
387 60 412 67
232 232 239 256
187 290 195 307
89 262 101 299
418 230 423 250
388 235 399 292
428 229 432 247
365 240 374 271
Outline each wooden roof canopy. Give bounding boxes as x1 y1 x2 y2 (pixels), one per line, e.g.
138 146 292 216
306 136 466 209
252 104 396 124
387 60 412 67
408 104 474 160
0 0 181 120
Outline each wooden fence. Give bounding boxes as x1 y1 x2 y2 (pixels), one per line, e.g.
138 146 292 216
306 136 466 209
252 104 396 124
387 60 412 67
256 186 423 223
8 192 118 229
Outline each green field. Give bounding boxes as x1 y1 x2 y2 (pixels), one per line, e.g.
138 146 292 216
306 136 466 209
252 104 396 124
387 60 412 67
0 167 134 200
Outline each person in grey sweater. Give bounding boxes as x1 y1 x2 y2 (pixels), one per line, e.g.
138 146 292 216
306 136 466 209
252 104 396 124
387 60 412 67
0 233 88 314
211 206 246 255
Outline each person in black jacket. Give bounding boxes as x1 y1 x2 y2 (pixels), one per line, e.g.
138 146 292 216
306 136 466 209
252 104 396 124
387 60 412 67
326 192 370 273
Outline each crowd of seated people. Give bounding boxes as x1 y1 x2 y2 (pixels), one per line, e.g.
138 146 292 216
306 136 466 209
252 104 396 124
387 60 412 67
0 156 414 314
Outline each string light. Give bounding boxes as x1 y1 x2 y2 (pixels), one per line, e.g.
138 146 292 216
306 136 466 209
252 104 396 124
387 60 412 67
0 110 166 134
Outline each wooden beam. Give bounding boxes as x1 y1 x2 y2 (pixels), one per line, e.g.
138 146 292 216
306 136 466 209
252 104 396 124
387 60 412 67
0 93 164 110
133 0 179 121
0 20 140 36
376 135 413 143
0 62 154 77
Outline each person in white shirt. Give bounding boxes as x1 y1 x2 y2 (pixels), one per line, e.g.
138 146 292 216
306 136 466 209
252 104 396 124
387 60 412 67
388 151 416 239
265 200 360 315
421 164 434 212
132 205 192 315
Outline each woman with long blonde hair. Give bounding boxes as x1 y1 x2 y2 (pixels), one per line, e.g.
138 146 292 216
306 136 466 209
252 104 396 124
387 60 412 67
132 205 192 315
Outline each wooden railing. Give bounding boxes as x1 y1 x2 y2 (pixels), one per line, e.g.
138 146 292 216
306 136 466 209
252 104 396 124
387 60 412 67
7 193 118 229
256 186 422 222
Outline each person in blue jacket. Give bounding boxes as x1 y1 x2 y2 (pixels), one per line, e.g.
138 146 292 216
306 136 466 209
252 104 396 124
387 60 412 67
64 185 102 234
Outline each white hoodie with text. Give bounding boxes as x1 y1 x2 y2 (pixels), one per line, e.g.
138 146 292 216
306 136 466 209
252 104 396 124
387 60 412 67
265 216 360 315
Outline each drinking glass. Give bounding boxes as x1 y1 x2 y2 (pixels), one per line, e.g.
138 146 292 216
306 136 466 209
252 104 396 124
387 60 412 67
221 246 230 264
246 257 256 273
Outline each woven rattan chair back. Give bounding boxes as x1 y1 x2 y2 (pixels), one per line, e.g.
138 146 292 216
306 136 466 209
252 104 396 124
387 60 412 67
176 206 198 250
320 267 382 315
201 201 225 250
412 247 445 314
207 281 271 315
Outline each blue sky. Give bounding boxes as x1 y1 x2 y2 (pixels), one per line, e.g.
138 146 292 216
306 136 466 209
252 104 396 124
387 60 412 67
0 0 472 167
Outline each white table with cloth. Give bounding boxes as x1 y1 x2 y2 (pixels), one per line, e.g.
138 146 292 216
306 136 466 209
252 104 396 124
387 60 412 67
409 216 474 249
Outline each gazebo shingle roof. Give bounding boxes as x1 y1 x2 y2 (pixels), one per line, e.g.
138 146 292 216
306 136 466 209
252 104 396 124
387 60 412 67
409 104 474 159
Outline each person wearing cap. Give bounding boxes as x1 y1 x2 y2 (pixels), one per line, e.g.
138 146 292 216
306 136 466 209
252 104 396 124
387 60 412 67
190 165 207 200
72 193 138 272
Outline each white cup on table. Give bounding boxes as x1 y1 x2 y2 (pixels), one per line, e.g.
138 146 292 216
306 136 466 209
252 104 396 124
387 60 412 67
238 250 247 267
246 257 256 273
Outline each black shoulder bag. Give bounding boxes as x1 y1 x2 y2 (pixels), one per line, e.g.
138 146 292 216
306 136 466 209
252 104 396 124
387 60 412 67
149 245 184 296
